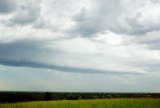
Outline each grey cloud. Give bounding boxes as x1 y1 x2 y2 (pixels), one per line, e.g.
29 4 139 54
0 40 100 73
125 15 160 35
0 0 16 14
0 0 46 28
72 7 107 36
0 59 143 75
142 41 160 50
9 2 41 25
126 30 160 50
32 17 47 29
0 0 160 92
70 0 160 36
0 60 105 74
105 0 160 35
70 0 122 37
107 0 160 35
0 40 142 75
151 0 160 3
2 0 159 36
0 40 48 61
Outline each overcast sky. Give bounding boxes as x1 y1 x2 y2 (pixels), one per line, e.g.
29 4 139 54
0 0 160 92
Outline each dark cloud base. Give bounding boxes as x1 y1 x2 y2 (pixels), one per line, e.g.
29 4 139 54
0 59 143 75
0 0 16 14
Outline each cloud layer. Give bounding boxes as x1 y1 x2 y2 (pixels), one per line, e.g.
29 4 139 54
0 0 160 92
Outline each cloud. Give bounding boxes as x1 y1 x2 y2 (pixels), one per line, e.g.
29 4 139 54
0 0 47 29
71 7 106 36
0 0 160 92
2 0 160 36
0 0 17 14
0 0 160 75
9 0 41 26
0 34 159 76
1 64 160 92
0 39 144 75
124 30 160 50
104 0 160 35
68 0 160 36
0 59 143 75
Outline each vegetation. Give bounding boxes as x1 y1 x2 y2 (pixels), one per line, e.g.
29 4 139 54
0 92 160 103
0 98 160 108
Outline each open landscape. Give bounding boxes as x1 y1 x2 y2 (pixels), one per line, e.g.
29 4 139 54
0 92 160 108
0 0 160 108
0 98 160 108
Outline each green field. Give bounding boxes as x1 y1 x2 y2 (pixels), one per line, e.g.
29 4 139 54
0 98 160 108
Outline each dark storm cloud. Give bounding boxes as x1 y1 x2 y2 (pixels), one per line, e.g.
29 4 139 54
0 0 17 14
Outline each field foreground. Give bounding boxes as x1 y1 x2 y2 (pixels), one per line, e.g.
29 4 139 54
0 98 160 108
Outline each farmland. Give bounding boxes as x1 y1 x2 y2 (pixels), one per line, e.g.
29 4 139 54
0 98 160 108
0 92 160 108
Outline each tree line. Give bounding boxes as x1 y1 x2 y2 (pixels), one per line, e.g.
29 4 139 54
0 92 160 103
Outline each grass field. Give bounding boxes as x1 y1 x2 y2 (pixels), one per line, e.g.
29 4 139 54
0 98 160 108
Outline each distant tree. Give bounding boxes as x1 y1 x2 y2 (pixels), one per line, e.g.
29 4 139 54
44 92 52 100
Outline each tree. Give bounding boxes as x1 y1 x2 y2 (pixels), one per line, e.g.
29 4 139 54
44 92 52 100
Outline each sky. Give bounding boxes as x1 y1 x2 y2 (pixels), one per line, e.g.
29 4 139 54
0 0 160 92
